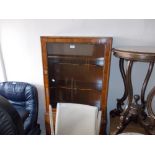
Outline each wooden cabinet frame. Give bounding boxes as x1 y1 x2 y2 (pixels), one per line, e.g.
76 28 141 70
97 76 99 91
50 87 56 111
41 36 112 134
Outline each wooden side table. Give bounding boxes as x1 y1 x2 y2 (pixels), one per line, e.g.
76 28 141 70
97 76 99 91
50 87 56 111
110 47 155 135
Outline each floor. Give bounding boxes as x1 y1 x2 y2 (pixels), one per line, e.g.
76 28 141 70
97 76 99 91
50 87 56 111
110 115 147 135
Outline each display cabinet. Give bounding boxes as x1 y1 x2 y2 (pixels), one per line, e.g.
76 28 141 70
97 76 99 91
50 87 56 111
41 37 112 134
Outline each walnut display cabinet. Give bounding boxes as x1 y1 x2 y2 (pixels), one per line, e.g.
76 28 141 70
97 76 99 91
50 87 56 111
41 37 112 135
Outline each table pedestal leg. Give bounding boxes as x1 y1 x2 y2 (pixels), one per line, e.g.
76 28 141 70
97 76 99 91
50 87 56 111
141 86 155 134
112 60 154 134
110 58 128 117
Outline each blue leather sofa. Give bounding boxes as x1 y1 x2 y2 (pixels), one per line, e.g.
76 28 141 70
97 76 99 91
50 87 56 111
0 82 41 134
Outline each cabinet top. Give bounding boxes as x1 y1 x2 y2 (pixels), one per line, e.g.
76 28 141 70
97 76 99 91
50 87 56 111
40 36 113 44
113 46 155 62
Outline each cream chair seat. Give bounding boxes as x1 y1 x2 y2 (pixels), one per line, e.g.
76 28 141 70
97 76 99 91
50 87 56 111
50 103 102 135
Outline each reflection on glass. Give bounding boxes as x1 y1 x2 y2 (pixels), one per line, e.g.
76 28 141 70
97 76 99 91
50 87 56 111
47 42 105 109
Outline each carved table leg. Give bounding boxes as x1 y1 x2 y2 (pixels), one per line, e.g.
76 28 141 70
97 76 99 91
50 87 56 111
141 86 155 134
112 61 155 135
139 62 155 134
110 58 128 117
140 62 154 119
112 60 134 134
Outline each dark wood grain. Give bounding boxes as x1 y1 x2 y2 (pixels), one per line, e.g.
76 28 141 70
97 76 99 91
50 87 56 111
113 47 155 62
111 47 155 135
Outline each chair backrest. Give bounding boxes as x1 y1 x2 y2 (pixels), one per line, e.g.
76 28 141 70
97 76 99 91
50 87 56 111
54 103 101 135
0 95 24 135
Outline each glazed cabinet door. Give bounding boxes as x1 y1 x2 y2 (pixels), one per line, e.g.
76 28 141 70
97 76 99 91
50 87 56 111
41 37 112 134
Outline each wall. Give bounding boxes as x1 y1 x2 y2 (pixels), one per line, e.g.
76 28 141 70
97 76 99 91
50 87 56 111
0 19 155 134
0 23 7 82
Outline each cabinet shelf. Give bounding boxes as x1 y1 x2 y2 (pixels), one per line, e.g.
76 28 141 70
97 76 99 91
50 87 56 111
48 62 103 84
50 86 101 93
47 55 104 67
50 86 102 108
49 79 102 91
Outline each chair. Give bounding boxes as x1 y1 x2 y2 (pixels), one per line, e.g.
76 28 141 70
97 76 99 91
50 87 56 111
0 95 24 135
0 81 41 134
53 103 101 135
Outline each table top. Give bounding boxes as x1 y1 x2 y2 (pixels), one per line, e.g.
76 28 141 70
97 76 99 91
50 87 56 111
113 46 155 62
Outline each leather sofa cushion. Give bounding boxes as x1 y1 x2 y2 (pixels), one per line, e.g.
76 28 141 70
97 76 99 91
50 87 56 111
13 105 29 122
